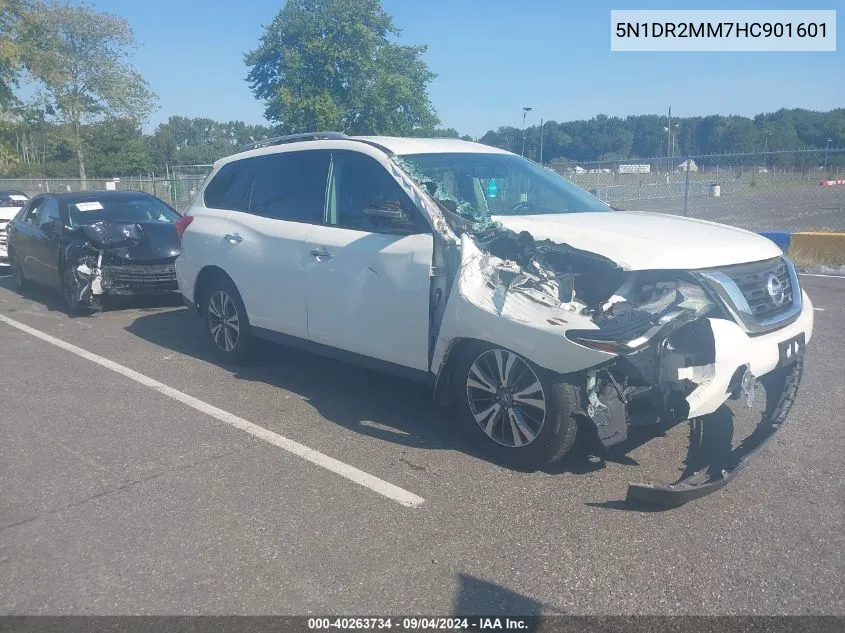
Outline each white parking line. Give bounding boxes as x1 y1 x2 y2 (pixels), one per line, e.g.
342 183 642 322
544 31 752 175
0 313 425 509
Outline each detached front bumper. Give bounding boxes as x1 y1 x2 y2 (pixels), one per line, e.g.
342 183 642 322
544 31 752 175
626 292 814 506
627 354 804 506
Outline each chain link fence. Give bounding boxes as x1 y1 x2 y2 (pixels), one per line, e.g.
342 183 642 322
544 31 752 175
0 164 214 213
550 148 845 233
3 151 844 233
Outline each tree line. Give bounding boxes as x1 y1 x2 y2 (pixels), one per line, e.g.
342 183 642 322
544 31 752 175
1 0 842 180
484 109 845 166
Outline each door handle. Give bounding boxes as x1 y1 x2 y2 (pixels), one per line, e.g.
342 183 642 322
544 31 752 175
224 233 243 245
310 249 333 261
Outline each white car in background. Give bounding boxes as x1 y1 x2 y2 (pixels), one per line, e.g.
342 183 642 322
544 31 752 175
0 191 31 263
174 133 813 505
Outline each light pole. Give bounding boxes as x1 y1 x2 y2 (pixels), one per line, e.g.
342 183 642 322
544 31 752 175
539 118 545 164
521 107 533 157
825 137 832 172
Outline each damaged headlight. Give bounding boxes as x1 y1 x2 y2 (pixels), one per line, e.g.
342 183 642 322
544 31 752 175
565 280 716 355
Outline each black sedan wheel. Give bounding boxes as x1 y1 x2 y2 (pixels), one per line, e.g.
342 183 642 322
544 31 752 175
9 250 28 291
61 267 84 315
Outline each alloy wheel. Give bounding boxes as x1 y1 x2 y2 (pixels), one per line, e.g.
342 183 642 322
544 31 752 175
465 349 547 448
208 290 240 352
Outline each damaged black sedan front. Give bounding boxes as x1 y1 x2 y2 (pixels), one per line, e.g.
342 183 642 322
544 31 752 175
6 190 181 314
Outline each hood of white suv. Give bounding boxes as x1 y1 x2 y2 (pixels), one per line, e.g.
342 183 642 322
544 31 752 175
493 211 782 271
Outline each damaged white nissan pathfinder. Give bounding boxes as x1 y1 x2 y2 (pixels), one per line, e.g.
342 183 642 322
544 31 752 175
175 133 813 505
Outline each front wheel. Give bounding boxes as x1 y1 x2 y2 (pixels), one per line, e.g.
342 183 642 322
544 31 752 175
452 342 579 469
9 250 29 291
202 275 254 365
61 267 86 315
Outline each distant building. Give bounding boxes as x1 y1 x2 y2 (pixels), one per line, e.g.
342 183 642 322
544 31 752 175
618 164 651 174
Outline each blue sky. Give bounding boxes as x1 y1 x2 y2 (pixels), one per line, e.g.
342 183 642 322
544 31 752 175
82 0 843 135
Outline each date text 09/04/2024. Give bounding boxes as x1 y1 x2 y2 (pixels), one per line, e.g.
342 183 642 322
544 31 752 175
308 618 531 630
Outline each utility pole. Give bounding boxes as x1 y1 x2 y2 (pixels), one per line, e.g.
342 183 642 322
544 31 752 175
664 106 678 174
667 106 672 157
539 118 544 164
825 138 832 172
521 107 533 157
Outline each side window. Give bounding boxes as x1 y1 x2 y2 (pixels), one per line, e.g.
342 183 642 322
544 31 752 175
36 198 60 229
204 160 254 211
326 152 428 234
249 151 330 223
21 199 44 225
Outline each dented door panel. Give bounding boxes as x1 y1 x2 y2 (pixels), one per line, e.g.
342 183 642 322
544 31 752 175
304 227 434 372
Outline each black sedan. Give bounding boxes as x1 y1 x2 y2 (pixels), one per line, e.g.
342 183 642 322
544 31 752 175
5 190 182 313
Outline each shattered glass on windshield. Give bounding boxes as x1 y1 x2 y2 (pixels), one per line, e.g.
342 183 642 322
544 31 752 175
394 152 609 234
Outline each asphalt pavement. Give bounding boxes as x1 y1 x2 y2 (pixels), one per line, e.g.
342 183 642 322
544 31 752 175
0 270 842 615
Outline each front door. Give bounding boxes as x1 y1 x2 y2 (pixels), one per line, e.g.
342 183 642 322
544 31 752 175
304 151 434 372
14 197 59 286
32 197 62 289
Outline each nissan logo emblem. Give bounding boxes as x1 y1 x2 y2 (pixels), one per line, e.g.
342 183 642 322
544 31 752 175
766 273 786 306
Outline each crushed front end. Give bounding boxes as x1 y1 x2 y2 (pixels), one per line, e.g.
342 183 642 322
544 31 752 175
64 222 180 308
432 226 813 506
564 256 813 505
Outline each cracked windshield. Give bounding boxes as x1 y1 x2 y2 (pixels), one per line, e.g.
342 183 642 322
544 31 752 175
396 153 610 227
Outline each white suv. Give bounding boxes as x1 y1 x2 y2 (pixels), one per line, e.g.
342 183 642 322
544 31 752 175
176 132 813 504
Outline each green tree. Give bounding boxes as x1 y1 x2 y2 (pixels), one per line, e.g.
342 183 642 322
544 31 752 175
245 0 439 135
21 1 156 186
0 0 35 108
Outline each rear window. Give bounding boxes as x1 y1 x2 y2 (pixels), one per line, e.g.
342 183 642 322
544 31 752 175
203 151 330 223
204 161 254 211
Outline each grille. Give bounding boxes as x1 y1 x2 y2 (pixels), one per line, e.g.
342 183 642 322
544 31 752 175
720 257 794 319
105 262 178 291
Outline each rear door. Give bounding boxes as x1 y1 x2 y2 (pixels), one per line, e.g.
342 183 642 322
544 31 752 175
218 150 330 340
303 151 434 372
10 197 47 282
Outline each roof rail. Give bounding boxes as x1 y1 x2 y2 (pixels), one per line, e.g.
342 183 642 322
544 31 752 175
240 131 348 152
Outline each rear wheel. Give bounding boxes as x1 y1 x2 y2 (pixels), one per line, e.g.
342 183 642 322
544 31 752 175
202 275 254 364
452 342 579 469
9 250 28 291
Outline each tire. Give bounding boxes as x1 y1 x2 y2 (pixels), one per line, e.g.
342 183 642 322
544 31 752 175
61 267 86 315
201 274 254 365
452 341 579 469
9 249 29 292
